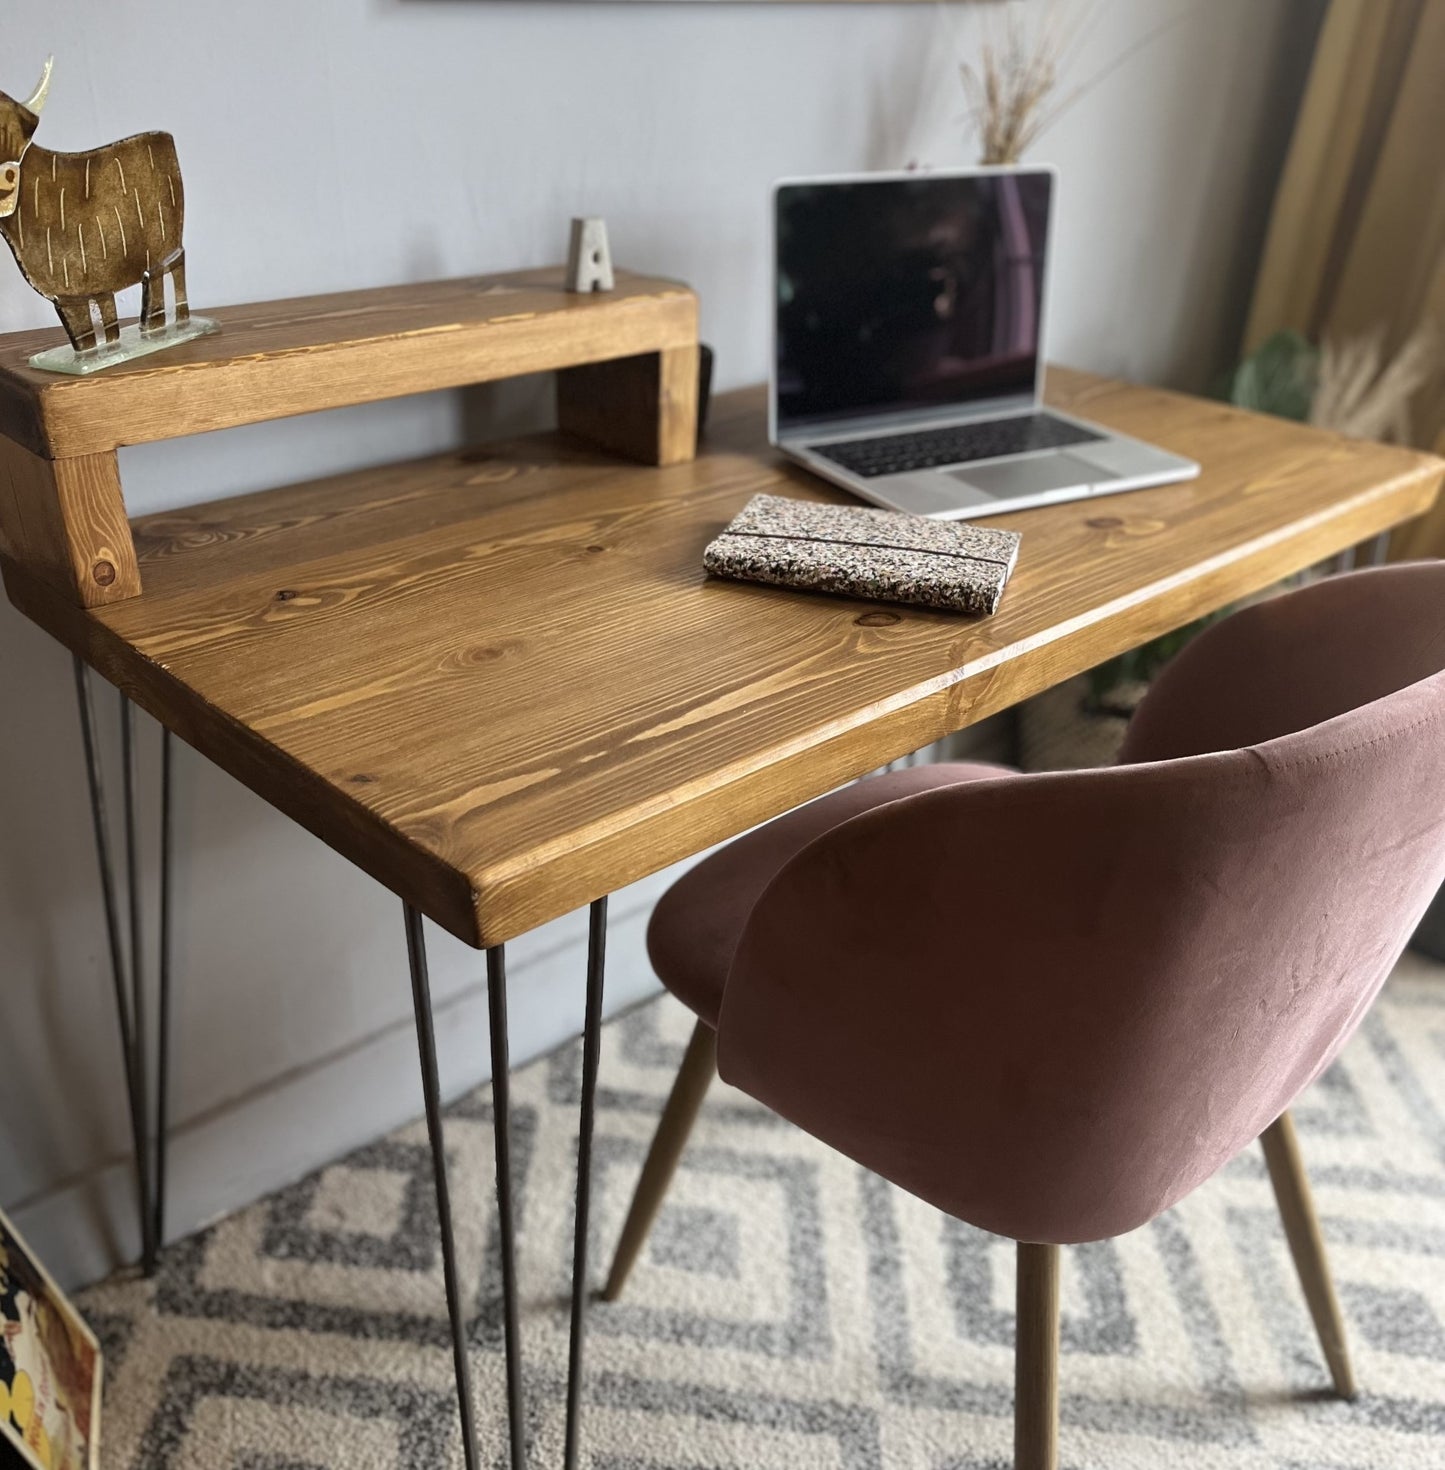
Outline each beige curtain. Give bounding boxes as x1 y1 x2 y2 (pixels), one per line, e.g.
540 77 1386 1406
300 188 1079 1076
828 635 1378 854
1244 0 1445 557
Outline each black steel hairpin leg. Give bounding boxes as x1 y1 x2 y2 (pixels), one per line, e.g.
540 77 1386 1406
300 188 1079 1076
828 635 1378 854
75 663 150 1263
118 693 159 1275
1334 532 1392 575
487 943 527 1470
404 904 481 1470
75 660 166 1274
563 896 609 1470
154 728 175 1255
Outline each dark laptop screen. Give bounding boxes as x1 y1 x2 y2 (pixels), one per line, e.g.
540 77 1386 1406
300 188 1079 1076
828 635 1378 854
774 171 1053 433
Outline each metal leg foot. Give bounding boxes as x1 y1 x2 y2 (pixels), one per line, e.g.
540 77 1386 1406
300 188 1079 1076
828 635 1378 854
403 904 481 1470
487 942 527 1470
564 896 609 1470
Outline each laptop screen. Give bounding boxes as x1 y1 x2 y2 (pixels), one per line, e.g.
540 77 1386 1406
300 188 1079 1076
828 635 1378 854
774 170 1053 434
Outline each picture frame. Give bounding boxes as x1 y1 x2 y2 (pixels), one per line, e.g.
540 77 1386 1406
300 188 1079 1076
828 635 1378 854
0 1211 102 1470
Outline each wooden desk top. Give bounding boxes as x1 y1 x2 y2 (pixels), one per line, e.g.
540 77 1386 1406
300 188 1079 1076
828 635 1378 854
4 369 1440 947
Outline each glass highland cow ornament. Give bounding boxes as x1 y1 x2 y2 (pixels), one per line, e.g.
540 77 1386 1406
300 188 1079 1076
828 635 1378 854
0 58 216 374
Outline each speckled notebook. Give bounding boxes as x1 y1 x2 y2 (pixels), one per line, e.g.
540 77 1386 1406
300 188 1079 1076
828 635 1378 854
703 493 1021 615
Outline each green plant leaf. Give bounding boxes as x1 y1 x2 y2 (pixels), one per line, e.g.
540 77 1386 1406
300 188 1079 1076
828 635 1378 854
1224 330 1319 422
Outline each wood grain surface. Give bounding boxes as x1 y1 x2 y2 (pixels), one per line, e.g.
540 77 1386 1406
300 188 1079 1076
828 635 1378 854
0 268 698 459
4 369 1440 947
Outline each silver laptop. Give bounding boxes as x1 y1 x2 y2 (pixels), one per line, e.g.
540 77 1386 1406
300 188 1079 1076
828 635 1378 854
770 167 1199 518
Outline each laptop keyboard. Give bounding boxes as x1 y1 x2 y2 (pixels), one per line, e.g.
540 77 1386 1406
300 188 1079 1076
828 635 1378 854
812 413 1104 479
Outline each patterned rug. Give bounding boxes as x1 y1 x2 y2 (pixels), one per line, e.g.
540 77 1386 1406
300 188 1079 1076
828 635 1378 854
79 952 1445 1469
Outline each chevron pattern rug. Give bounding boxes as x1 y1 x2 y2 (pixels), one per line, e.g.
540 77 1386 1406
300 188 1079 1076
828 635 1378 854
79 951 1445 1470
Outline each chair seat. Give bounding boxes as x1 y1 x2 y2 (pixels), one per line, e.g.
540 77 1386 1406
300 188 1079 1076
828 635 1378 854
647 761 1013 1026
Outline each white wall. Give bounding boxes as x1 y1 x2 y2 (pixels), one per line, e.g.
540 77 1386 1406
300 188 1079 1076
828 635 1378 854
0 0 1319 1287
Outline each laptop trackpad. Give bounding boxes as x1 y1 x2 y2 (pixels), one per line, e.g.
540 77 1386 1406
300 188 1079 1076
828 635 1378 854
949 451 1115 500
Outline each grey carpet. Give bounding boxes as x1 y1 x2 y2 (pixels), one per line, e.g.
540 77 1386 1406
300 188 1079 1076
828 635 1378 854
79 952 1445 1468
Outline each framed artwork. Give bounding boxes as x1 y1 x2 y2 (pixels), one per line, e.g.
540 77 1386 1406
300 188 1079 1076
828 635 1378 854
0 1212 101 1470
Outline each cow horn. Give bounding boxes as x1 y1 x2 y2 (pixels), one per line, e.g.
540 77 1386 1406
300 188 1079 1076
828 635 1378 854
24 56 53 116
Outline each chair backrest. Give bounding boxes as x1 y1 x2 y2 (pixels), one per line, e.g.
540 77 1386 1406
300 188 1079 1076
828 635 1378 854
717 563 1445 1245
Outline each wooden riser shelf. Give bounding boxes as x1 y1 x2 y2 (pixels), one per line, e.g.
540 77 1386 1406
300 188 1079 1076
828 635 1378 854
0 267 699 609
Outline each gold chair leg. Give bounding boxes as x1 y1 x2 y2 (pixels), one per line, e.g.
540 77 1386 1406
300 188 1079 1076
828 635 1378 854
1015 1241 1060 1470
1260 1110 1356 1399
601 1017 717 1302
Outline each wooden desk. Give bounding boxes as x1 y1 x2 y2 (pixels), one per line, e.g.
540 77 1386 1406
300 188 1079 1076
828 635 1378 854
3 364 1440 1469
5 370 1440 951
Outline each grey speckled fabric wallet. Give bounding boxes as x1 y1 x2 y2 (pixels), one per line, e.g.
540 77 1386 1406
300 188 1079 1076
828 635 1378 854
703 493 1021 616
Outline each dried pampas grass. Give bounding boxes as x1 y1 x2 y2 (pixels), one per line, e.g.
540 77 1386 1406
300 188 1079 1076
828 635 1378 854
960 0 1197 167
1310 327 1442 443
961 2 1094 166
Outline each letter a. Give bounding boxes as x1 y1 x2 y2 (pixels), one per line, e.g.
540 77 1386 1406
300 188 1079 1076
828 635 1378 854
566 217 615 293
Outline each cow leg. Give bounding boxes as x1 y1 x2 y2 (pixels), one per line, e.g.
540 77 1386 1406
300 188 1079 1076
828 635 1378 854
96 293 120 346
140 270 166 336
169 251 191 325
54 297 98 354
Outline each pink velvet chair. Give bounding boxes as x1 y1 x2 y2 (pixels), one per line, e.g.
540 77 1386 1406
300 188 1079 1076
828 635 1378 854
602 562 1445 1469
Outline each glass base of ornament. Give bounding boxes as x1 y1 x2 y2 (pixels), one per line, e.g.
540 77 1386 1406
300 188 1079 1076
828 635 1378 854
29 316 219 376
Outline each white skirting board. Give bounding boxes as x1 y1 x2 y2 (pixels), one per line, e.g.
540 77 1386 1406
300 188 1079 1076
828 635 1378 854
8 876 671 1292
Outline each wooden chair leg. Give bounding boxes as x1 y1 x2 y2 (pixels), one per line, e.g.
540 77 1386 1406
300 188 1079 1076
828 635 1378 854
1015 1241 1060 1470
601 1017 717 1302
1260 1110 1356 1398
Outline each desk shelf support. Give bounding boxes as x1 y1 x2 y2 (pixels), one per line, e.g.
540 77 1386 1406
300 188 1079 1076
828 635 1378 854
1 440 138 606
